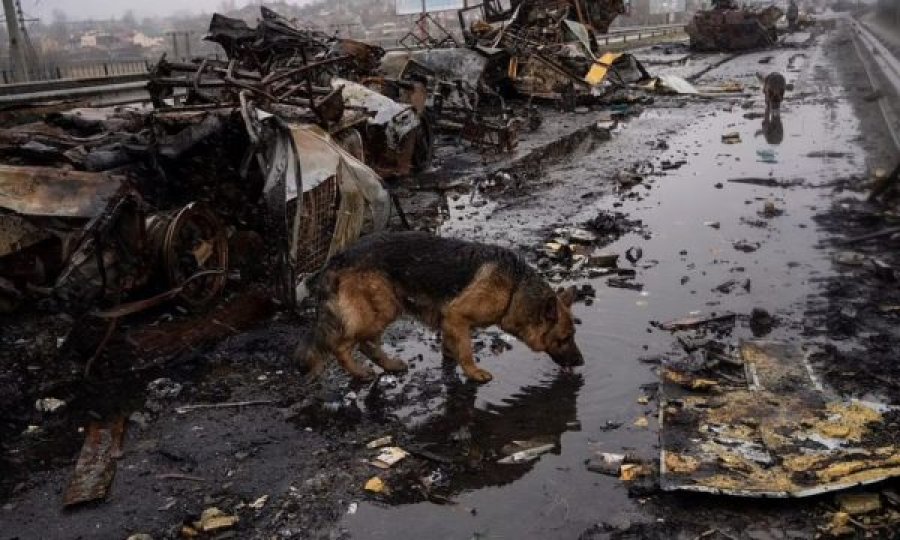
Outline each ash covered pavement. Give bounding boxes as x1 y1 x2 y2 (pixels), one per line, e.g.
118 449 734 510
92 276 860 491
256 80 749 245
1 5 900 540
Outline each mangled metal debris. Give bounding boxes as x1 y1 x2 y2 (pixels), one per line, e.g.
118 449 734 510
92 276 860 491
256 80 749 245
0 165 125 217
0 5 406 337
375 0 654 152
461 0 626 48
686 1 783 52
660 340 900 497
333 79 422 177
63 418 126 507
0 162 229 325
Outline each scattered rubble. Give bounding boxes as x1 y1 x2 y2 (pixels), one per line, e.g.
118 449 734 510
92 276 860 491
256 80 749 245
587 452 627 475
656 312 737 332
364 476 387 494
498 438 557 464
34 397 66 413
366 435 393 449
190 507 239 533
660 340 900 497
371 447 409 469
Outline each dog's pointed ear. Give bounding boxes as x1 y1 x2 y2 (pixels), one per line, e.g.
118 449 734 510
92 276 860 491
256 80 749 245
558 286 576 307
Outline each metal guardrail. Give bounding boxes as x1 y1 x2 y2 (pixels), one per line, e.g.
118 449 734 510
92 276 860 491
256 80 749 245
0 72 149 98
852 17 900 150
598 23 685 45
0 59 150 86
0 80 152 108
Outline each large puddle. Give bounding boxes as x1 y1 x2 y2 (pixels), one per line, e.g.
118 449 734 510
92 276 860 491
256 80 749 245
342 38 870 538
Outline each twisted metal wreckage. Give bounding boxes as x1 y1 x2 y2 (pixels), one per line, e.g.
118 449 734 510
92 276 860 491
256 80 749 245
0 2 682 363
0 9 416 338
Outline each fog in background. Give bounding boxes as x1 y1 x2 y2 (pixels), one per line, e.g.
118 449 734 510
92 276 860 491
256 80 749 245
26 0 310 21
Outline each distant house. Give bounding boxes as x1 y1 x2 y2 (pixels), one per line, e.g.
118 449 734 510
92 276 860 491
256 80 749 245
79 33 97 48
131 32 164 49
79 32 118 49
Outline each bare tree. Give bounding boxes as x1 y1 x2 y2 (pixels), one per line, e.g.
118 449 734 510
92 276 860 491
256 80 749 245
49 9 69 44
122 9 137 28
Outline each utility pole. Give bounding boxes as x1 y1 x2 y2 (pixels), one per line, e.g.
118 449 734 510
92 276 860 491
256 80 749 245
169 32 180 60
329 22 359 37
166 31 195 61
183 31 193 59
15 0 38 70
3 0 29 81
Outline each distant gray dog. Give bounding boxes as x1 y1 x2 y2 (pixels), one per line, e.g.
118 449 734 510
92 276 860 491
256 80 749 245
757 72 786 122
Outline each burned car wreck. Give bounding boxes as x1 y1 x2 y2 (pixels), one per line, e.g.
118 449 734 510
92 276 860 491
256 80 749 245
0 9 410 373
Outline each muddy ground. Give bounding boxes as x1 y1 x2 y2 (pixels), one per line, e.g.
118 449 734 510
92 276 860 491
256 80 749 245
2 15 900 540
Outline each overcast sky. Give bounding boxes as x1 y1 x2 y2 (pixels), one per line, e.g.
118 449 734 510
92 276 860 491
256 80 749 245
24 0 302 22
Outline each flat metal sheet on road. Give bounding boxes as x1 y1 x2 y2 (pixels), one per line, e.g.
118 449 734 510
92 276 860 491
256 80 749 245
660 340 900 497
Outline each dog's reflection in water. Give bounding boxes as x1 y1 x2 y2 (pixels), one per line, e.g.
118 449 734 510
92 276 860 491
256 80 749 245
364 367 584 499
755 116 784 146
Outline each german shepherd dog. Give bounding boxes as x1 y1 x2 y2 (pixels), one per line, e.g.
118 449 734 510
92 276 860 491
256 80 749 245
295 231 584 383
757 71 786 123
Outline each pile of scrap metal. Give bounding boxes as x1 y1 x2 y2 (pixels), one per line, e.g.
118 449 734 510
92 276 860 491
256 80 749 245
686 0 783 51
372 0 644 153
0 110 232 318
152 7 429 178
459 0 626 45
0 8 426 350
378 46 529 152
456 0 649 105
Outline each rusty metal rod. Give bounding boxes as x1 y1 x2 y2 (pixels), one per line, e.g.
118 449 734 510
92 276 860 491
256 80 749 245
161 60 261 80
260 54 351 85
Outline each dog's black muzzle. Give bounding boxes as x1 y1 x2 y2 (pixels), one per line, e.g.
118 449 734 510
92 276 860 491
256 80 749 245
550 341 584 367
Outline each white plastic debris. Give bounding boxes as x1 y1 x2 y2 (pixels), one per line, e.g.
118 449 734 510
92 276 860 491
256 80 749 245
371 447 409 469
35 397 66 413
497 443 555 464
586 452 626 475
366 436 393 449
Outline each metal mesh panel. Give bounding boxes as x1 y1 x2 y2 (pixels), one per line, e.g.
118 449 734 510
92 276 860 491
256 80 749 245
291 175 340 274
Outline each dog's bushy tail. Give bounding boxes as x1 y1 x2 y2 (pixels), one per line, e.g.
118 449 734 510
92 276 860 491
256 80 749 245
294 269 344 378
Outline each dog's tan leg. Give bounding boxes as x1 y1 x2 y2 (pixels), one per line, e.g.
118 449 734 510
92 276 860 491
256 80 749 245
360 335 408 373
442 315 492 383
438 265 514 383
334 340 375 381
330 271 401 380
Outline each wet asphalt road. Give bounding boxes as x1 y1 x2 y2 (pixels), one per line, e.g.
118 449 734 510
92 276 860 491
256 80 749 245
2 17 898 540
343 23 888 539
